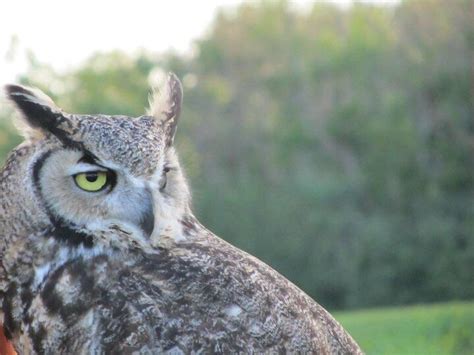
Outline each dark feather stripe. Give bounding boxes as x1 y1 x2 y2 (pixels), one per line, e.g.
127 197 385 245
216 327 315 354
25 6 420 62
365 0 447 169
32 150 94 248
48 218 94 248
2 283 18 339
29 324 47 355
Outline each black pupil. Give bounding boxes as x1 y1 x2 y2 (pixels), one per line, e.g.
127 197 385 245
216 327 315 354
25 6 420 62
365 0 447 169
86 172 99 183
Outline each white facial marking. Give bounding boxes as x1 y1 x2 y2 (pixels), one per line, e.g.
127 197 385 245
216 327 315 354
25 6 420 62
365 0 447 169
67 163 107 175
33 245 110 289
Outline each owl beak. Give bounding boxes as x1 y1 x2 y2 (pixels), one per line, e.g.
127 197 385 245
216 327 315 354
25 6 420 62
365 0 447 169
139 189 155 238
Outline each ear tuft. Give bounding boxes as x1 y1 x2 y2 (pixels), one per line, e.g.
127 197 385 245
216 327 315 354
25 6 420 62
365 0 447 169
5 84 59 124
148 72 183 146
5 84 67 140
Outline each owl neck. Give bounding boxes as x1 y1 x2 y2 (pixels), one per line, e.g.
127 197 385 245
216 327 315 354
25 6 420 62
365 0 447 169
149 150 197 248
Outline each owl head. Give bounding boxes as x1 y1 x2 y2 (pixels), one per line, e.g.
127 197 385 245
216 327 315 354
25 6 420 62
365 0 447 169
2 73 190 252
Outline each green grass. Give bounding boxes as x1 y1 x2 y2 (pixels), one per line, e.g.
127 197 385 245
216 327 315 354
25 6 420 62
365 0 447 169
334 302 474 355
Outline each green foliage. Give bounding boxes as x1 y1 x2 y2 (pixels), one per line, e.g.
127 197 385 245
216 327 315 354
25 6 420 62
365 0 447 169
0 102 22 165
335 302 474 354
0 118 21 165
1 0 472 310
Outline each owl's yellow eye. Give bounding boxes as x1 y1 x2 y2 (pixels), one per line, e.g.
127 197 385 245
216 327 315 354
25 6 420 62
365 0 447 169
74 171 108 192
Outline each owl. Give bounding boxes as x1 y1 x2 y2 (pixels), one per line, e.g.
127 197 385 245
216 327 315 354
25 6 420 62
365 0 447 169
0 74 362 354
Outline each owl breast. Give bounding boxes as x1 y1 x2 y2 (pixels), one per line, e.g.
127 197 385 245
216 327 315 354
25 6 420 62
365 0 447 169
3 225 360 354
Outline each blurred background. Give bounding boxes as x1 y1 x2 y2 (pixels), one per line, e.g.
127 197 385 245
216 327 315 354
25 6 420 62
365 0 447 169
1 0 473 353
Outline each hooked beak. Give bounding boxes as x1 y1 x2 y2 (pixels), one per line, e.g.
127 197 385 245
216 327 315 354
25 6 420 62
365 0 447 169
139 188 155 238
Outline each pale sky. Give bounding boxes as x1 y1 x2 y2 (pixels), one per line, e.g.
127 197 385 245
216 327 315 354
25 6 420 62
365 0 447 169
0 0 399 85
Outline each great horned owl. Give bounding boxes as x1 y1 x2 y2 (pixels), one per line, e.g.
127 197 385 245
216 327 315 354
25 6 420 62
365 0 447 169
0 74 362 354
